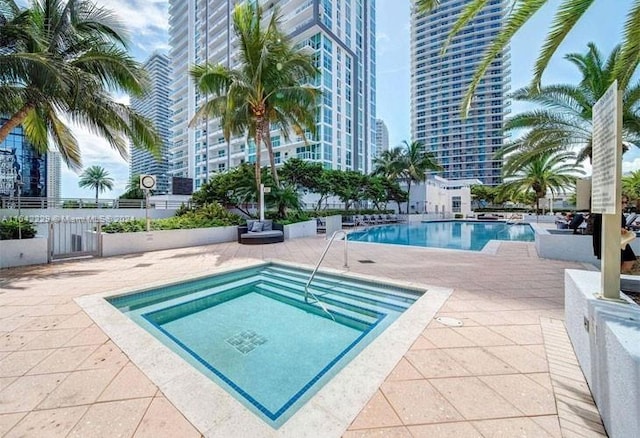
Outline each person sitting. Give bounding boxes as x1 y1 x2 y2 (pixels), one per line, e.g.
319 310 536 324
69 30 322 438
569 213 585 234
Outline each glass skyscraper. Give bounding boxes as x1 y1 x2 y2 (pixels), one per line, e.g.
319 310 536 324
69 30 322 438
0 122 47 199
130 52 171 194
410 0 510 186
168 0 376 191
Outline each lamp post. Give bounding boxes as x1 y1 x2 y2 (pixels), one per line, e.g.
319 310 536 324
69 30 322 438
14 174 23 239
259 184 271 222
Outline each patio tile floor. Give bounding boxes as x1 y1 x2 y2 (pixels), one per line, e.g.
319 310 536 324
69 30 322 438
0 236 607 437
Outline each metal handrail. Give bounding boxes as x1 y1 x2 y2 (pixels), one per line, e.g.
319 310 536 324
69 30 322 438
303 230 350 321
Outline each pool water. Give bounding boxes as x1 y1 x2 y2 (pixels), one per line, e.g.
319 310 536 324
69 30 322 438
347 220 534 251
108 263 422 428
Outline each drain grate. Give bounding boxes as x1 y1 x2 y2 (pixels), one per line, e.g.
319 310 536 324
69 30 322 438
435 316 464 327
358 259 375 264
225 330 267 354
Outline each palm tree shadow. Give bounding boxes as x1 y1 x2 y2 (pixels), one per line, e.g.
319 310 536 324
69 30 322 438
0 266 104 290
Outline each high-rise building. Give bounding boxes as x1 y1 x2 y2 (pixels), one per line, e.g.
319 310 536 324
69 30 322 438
375 119 389 155
130 52 171 194
410 0 510 186
0 122 47 199
168 0 376 191
46 151 61 202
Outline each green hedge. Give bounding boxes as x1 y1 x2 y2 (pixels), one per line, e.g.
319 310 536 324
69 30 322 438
0 217 37 240
103 202 244 233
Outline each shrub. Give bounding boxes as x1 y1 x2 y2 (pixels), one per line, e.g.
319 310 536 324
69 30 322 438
0 217 37 240
265 210 311 225
102 202 244 233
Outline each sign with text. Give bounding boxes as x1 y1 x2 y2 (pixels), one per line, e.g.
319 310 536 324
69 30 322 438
591 81 622 214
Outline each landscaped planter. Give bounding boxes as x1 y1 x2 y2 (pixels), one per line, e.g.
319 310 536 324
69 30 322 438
0 237 48 269
282 219 317 240
532 223 640 264
101 226 238 257
565 270 640 438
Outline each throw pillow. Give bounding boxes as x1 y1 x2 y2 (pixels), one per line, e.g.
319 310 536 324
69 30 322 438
262 220 273 231
250 221 264 232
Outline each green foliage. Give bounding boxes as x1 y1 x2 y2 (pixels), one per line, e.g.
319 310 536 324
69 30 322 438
0 217 37 240
498 150 583 212
119 174 145 200
190 1 320 198
416 1 640 118
498 43 640 164
0 0 160 169
79 165 114 203
373 140 441 213
264 209 311 225
102 202 244 233
192 163 256 215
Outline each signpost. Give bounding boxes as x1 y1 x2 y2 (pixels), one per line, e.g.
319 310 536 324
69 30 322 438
140 175 157 232
591 81 623 301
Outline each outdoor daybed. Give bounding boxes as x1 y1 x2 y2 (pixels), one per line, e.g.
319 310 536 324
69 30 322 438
237 219 284 244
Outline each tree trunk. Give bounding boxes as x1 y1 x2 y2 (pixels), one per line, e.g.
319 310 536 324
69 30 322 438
0 104 35 144
406 181 412 214
263 133 280 188
254 122 263 219
95 186 99 205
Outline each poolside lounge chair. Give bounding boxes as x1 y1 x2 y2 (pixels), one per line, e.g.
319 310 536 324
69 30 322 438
316 218 326 233
237 220 284 244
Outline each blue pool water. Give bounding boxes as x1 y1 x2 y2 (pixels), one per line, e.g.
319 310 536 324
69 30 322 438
347 220 534 251
108 263 422 428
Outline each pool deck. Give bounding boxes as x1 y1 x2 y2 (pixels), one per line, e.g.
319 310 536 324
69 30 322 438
0 236 608 437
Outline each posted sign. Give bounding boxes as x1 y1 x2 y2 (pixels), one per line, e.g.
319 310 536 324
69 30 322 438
591 81 622 214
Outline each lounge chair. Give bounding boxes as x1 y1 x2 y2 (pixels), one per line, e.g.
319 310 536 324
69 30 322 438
237 219 284 244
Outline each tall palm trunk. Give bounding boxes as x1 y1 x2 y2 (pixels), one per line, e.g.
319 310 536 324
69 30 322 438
406 180 412 214
263 133 280 187
0 104 34 143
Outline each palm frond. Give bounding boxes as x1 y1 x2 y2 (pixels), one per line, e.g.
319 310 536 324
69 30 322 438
461 0 547 117
531 0 596 91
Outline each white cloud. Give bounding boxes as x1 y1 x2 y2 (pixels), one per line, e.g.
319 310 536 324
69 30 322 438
95 0 169 35
623 158 640 175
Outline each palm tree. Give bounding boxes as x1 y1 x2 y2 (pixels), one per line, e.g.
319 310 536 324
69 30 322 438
622 170 640 208
190 2 319 201
78 165 114 204
498 150 584 216
0 0 159 170
416 1 640 116
373 140 442 214
496 43 640 166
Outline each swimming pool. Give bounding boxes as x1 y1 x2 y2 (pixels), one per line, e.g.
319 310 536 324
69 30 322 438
107 263 423 428
347 220 534 251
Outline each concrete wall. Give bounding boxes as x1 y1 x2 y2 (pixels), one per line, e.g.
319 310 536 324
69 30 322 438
324 215 342 237
0 208 176 238
283 219 317 240
533 224 640 264
0 238 48 268
565 270 640 438
101 226 237 257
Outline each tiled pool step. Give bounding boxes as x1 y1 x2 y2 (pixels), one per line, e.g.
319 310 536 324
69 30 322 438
259 274 409 314
254 283 376 331
264 266 421 303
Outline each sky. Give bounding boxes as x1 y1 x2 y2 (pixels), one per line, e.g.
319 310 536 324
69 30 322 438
59 0 638 198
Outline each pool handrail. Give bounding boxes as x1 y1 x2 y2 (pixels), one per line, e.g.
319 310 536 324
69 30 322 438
304 230 350 321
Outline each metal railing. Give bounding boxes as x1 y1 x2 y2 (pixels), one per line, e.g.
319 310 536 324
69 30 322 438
0 197 191 210
303 230 350 321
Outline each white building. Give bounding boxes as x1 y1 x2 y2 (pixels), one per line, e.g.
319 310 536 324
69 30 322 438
130 52 171 194
410 0 510 186
168 0 377 192
375 119 389 155
46 151 61 203
405 175 479 216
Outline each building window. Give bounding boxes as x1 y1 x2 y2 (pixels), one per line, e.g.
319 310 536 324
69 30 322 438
452 196 461 213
